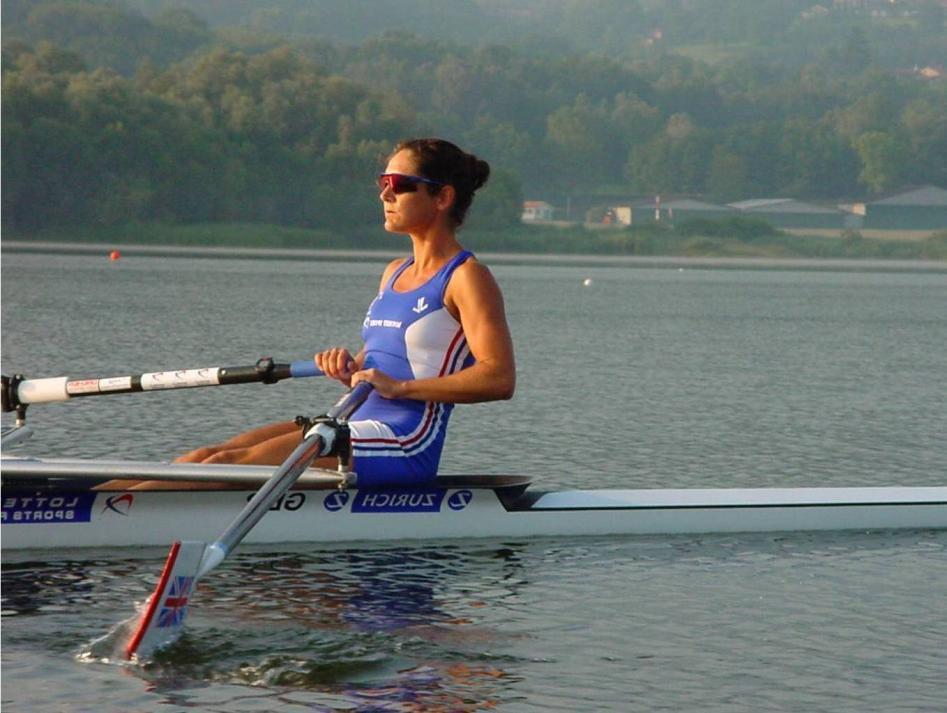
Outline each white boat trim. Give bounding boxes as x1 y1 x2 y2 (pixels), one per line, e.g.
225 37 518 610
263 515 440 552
2 456 348 486
2 457 946 550
526 487 947 509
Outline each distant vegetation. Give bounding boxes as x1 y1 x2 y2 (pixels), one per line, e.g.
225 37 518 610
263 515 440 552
18 221 947 262
3 0 945 256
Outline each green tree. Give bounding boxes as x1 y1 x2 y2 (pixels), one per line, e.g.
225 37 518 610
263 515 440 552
901 96 947 187
706 145 749 200
776 117 858 197
838 26 873 73
466 168 523 229
544 95 619 190
831 91 901 141
854 131 906 195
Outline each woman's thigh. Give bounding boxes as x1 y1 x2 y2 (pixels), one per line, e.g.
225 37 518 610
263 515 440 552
347 419 438 486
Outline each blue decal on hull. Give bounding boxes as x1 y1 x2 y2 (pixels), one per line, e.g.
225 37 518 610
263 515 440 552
323 490 350 512
352 489 445 513
2 492 97 524
447 489 473 511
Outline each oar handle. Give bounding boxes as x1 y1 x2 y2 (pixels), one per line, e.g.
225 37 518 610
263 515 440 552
289 359 322 378
1 357 323 411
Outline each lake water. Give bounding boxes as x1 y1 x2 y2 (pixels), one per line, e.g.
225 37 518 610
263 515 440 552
2 249 946 711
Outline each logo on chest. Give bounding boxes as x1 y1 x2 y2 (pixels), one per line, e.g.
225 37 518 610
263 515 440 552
364 293 436 331
366 318 404 329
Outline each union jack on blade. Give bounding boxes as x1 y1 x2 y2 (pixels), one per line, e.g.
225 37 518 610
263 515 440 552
157 576 194 628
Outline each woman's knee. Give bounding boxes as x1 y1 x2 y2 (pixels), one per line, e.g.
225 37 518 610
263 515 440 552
202 448 246 465
175 446 220 463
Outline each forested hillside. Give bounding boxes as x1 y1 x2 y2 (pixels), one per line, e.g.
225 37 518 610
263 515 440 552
3 0 945 233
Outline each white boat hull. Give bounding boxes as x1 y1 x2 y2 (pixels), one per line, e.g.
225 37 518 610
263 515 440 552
2 458 946 550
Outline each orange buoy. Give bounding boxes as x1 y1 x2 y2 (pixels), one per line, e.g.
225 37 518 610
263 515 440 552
109 250 122 261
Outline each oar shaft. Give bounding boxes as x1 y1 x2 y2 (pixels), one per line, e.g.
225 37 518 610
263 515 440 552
198 380 374 577
204 434 327 571
2 358 321 411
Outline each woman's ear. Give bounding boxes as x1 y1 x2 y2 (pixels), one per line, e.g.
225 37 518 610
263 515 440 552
435 184 456 213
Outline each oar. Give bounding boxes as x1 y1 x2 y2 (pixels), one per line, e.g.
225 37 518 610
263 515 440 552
122 381 373 660
1 357 321 413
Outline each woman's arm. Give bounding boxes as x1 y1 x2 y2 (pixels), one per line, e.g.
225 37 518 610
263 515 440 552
315 258 405 385
353 259 515 403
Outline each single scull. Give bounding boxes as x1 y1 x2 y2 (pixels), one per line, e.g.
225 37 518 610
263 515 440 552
3 456 946 549
2 359 945 552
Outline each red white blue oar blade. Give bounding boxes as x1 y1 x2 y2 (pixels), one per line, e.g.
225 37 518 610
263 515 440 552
124 540 206 660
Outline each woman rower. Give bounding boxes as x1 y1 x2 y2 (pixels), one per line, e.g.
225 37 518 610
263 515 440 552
120 138 515 490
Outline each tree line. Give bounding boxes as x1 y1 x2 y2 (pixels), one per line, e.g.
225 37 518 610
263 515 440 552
3 0 945 233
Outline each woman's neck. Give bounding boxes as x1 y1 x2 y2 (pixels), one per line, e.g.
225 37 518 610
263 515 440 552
408 230 463 273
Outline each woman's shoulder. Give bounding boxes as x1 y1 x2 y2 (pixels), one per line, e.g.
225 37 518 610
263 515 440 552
378 256 411 288
447 254 503 300
383 256 410 272
454 254 493 280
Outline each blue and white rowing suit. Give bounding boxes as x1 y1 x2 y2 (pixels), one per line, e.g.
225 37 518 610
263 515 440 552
348 250 475 486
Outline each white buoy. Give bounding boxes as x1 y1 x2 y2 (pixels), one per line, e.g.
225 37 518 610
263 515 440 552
583 278 593 287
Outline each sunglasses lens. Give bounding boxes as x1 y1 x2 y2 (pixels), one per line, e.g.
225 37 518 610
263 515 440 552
378 174 418 194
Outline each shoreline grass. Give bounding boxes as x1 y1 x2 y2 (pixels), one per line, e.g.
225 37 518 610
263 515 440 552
5 222 947 261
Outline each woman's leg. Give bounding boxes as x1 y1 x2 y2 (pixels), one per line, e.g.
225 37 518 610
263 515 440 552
96 421 302 490
175 421 299 463
127 430 344 490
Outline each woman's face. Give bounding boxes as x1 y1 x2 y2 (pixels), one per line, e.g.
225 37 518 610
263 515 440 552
379 149 446 235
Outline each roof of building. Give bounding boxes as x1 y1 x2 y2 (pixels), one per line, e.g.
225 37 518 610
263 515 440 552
870 185 947 207
523 200 554 209
728 198 841 214
660 199 733 211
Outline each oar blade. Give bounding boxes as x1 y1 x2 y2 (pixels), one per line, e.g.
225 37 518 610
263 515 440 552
124 540 206 660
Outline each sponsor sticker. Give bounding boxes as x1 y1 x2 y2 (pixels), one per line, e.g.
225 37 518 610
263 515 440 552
141 368 218 391
66 379 101 395
98 376 132 392
246 492 306 511
351 489 445 513
447 489 474 511
103 493 134 516
323 491 350 512
2 492 96 524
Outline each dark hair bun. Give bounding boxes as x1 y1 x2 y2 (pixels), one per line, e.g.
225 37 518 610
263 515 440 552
470 157 490 192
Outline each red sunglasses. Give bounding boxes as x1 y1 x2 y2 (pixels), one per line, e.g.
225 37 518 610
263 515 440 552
377 173 446 194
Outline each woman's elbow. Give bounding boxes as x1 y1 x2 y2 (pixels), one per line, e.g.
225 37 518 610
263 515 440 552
494 373 516 401
474 360 515 401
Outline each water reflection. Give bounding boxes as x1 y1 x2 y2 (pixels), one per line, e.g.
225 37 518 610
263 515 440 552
76 543 529 710
1 556 138 620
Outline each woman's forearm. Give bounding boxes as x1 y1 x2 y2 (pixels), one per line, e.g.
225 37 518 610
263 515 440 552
395 360 515 404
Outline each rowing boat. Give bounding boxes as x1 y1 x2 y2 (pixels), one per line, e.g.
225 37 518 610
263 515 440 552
3 359 945 552
3 455 946 550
